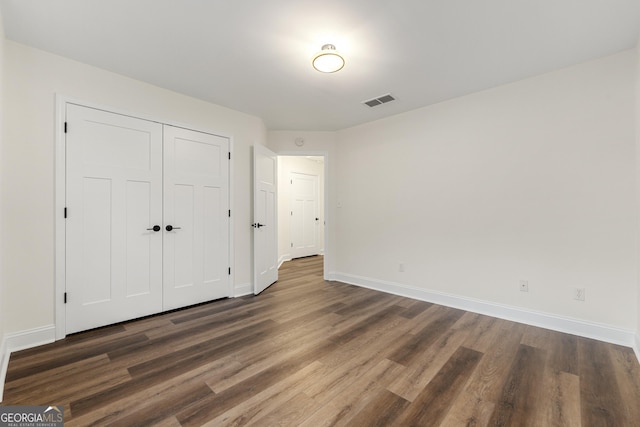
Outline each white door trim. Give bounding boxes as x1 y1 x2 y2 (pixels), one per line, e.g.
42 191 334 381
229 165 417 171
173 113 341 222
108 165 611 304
276 151 330 281
54 95 234 340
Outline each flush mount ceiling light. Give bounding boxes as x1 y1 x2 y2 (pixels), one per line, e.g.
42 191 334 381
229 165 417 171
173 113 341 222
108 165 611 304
312 44 345 73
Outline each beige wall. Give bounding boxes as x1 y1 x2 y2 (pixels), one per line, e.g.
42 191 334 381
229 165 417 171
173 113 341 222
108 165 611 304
334 50 637 329
1 41 267 334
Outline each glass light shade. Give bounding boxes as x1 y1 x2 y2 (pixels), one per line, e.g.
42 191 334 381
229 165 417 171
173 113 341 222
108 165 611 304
312 44 345 73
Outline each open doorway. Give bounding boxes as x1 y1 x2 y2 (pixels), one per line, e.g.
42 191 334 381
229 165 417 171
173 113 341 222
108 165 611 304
277 155 326 273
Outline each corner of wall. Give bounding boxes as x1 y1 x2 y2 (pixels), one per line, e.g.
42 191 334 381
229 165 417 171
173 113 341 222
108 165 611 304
1 324 57 400
278 255 292 269
0 335 7 402
0 325 56 402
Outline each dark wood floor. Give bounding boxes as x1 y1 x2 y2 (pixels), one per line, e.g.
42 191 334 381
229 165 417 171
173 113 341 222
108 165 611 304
3 255 640 426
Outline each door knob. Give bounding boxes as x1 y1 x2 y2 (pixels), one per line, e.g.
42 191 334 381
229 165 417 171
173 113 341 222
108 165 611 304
146 225 161 232
252 223 266 228
165 225 182 231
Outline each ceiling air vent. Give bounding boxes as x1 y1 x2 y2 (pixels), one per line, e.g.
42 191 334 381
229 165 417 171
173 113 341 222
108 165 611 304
362 93 395 107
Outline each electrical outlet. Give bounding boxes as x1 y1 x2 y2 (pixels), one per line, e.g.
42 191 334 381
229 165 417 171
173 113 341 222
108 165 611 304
573 287 585 301
519 280 529 292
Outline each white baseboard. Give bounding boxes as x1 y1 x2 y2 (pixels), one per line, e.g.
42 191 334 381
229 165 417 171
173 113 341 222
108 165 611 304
4 325 56 354
634 333 640 364
278 255 292 269
333 272 637 350
234 282 253 297
0 325 56 402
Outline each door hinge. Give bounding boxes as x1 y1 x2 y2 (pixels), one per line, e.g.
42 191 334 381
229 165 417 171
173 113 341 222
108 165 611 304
64 292 67 304
291 242 293 248
228 152 231 160
228 209 231 217
64 207 68 218
290 211 293 216
290 179 292 184
64 122 68 133
228 267 231 275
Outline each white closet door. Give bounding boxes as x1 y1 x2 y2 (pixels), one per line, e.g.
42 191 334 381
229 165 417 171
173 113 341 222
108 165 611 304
66 105 163 334
163 125 230 310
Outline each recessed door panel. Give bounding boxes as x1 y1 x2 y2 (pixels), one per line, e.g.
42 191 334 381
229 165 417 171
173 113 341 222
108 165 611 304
81 177 112 304
204 186 222 283
175 137 222 177
173 184 195 289
83 123 151 171
125 180 154 297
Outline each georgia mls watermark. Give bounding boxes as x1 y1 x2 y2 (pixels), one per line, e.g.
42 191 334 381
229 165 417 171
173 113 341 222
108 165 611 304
0 406 64 427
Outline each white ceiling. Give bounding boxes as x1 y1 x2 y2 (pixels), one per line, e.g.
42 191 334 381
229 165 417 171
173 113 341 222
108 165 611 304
2 0 639 131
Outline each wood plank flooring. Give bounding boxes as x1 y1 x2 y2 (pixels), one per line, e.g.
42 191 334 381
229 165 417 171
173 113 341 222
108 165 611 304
3 255 640 426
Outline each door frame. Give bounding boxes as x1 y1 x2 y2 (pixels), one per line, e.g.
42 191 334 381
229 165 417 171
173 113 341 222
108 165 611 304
276 151 330 281
54 95 234 340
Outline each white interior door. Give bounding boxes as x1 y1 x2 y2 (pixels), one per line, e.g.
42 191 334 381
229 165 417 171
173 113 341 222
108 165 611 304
290 172 319 258
163 125 230 310
65 105 163 334
253 144 278 294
